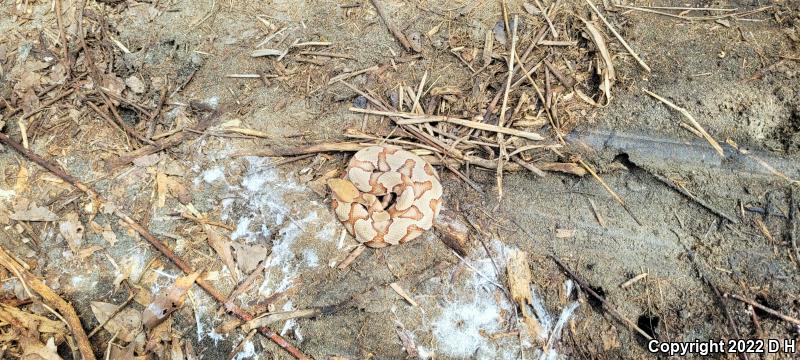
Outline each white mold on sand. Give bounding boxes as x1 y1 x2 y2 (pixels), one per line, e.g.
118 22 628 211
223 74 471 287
432 245 512 359
200 167 225 184
190 156 341 349
233 340 258 360
429 240 580 360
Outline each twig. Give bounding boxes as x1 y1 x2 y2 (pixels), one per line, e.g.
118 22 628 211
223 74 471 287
350 108 544 141
227 329 257 360
0 246 96 360
577 159 641 225
650 172 738 224
676 231 747 360
616 5 771 21
551 255 653 340
243 309 321 331
299 51 355 59
370 0 419 52
585 0 651 72
643 89 724 157
233 143 366 157
338 245 366 269
496 15 518 200
108 109 220 169
54 0 70 73
16 88 75 123
726 294 800 326
791 187 799 268
88 291 137 338
147 82 168 139
328 65 380 85
0 133 310 360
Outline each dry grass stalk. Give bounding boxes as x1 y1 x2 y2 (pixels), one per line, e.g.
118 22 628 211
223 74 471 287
616 5 771 21
643 89 724 157
350 108 544 141
579 17 615 105
585 0 651 72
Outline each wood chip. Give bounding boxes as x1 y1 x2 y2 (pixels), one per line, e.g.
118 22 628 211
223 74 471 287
506 250 543 340
389 282 418 307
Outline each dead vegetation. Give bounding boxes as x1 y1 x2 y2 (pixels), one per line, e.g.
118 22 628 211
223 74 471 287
0 0 799 359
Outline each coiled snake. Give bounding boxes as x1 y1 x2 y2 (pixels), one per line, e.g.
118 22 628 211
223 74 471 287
328 145 443 248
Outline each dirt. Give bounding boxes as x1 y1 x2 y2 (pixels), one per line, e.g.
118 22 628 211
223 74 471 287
1 0 800 359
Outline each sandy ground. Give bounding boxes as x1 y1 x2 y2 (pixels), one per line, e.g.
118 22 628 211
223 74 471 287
1 0 799 359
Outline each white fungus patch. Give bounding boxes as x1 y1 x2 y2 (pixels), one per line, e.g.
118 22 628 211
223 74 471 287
259 211 319 295
233 340 259 360
0 188 15 199
230 217 252 241
432 250 511 359
200 167 225 184
429 239 580 360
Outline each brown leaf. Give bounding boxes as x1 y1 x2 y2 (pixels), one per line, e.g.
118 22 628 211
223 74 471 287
10 204 58 222
19 336 62 360
231 242 269 274
58 212 84 252
142 272 199 329
156 172 169 208
204 226 238 282
433 209 470 256
90 301 143 342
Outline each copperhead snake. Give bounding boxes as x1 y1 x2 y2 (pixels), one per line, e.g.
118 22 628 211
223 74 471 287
328 145 443 248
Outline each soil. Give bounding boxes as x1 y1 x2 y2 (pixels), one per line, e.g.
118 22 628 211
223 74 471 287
1 0 799 359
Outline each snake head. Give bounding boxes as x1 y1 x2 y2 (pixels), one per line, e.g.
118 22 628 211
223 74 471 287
327 178 360 203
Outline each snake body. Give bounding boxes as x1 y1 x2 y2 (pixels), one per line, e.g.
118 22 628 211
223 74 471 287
329 145 443 247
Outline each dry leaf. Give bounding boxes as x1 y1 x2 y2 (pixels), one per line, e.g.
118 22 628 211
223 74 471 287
125 76 146 94
108 342 137 360
142 272 199 329
19 336 62 360
132 153 161 167
580 17 615 105
433 209 470 256
90 301 143 342
231 242 269 274
156 172 169 208
204 226 238 282
58 212 84 252
10 204 58 222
